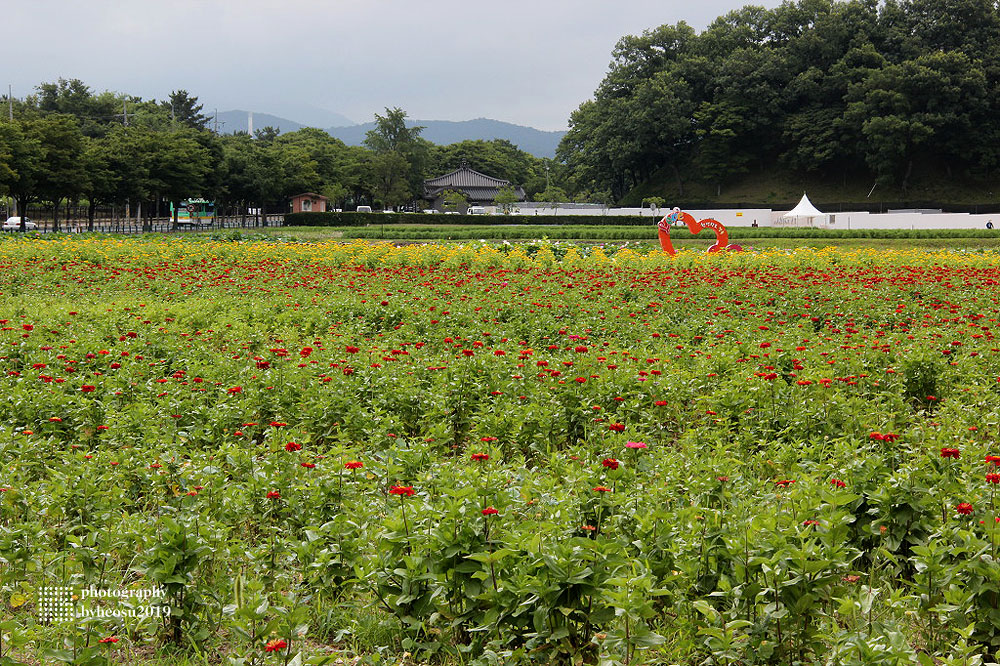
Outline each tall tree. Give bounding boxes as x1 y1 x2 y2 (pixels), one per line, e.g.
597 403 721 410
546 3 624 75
162 90 210 130
32 114 88 231
363 108 428 202
0 120 42 228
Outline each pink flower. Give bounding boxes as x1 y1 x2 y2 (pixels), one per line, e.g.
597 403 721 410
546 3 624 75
624 441 647 449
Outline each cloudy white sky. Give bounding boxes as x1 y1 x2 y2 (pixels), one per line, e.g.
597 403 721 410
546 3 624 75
9 0 782 131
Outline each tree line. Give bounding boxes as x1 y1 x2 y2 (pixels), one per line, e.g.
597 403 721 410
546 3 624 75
557 0 1000 202
0 80 563 230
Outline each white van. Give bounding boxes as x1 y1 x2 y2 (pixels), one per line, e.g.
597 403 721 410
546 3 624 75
356 205 372 213
467 206 487 215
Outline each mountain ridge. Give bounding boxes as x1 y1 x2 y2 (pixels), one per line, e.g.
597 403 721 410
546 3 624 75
215 110 566 158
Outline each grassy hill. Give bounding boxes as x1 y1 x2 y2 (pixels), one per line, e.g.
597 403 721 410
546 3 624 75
622 163 1000 212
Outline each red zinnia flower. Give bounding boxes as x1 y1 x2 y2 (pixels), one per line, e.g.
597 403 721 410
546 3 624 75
608 423 625 432
941 448 960 459
471 452 490 462
802 519 819 527
775 479 796 488
390 485 415 496
266 490 281 499
80 385 96 393
602 458 619 470
957 502 974 515
482 506 499 515
301 462 316 468
227 386 242 394
593 486 612 493
284 442 302 452
345 461 363 469
98 636 118 644
264 638 287 652
830 478 846 488
987 473 1000 484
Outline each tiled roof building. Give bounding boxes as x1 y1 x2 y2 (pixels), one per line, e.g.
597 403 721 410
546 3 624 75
423 163 526 211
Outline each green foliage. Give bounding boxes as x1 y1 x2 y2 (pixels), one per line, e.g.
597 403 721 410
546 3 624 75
560 0 1000 201
441 189 468 212
493 185 520 214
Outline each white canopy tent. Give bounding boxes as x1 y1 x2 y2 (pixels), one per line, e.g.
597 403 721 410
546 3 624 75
781 193 827 226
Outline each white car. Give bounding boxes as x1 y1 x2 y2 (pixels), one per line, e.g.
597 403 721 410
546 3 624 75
3 217 37 231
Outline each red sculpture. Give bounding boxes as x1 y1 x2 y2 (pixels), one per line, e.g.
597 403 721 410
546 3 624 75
657 209 743 255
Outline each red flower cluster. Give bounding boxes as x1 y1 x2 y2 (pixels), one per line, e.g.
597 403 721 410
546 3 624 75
264 638 287 652
285 442 302 452
390 485 415 496
941 448 960 459
481 506 499 515
775 479 796 488
470 452 490 462
266 490 281 499
345 460 364 469
98 636 119 644
602 458 619 470
830 478 846 488
608 423 625 432
869 432 899 442
987 473 1000 484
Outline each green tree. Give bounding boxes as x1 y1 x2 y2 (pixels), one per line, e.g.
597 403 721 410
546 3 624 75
493 185 520 214
162 90 209 130
35 78 124 138
32 114 88 232
363 108 427 203
536 185 568 214
144 129 211 228
0 120 42 228
441 189 467 212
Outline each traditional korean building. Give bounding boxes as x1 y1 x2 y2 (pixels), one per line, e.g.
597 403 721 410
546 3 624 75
423 163 526 212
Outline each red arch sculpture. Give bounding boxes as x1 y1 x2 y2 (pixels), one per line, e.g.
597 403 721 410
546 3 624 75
657 209 743 255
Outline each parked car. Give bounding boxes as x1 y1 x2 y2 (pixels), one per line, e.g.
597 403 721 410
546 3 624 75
3 217 37 231
467 206 487 215
356 206 372 213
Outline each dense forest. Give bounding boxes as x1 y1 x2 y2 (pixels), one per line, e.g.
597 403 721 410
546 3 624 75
0 81 560 227
558 0 1000 205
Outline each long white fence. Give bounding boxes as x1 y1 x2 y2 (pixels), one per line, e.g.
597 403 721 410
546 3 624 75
488 203 999 230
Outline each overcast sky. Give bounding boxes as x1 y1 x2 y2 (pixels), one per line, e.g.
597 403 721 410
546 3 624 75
9 0 782 131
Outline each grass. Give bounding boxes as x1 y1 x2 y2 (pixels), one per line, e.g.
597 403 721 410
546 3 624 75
221 225 1000 251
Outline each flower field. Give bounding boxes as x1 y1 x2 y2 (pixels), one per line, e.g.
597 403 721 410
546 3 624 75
4 237 1000 664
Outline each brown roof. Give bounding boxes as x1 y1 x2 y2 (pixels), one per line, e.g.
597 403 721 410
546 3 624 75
291 192 328 200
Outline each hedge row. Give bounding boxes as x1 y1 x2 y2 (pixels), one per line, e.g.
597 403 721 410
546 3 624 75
282 212 656 227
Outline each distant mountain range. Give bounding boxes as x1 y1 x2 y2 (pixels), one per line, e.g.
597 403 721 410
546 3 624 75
215 110 566 159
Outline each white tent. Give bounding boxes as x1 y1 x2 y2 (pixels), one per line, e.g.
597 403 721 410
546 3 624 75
781 193 827 226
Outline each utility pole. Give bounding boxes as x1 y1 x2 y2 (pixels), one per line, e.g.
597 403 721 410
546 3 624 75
122 100 129 127
7 84 12 121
